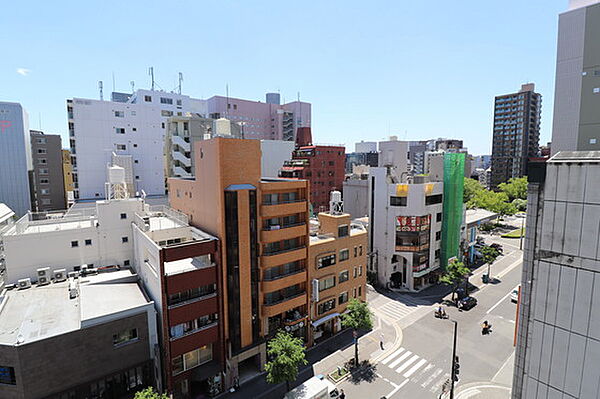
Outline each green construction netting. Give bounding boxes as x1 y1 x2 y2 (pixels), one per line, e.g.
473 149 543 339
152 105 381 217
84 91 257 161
441 152 465 270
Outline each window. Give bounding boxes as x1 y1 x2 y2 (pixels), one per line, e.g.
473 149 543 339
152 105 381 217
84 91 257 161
591 138 597 144
177 99 182 106
425 194 443 205
338 225 349 237
339 249 350 261
40 178 49 184
168 284 217 306
161 110 174 117
115 127 125 134
116 144 126 151
353 246 358 257
120 213 127 219
353 287 357 298
359 245 363 256
132 127 137 131
318 276 336 292
436 231 441 241
339 292 349 304
38 158 47 164
71 240 78 248
318 298 336 315
133 144 138 148
594 88 600 94
353 267 358 278
339 270 349 283
160 97 173 104
124 260 130 266
170 314 219 339
0 366 16 385
359 266 363 276
436 212 442 222
317 254 336 269
172 345 212 375
41 199 51 205
113 328 138 346
37 148 47 154
435 249 440 259
85 239 92 246
144 95 152 102
390 196 407 206
114 110 125 117
36 138 47 144
39 168 49 175
122 236 129 243
41 188 50 195
358 286 362 297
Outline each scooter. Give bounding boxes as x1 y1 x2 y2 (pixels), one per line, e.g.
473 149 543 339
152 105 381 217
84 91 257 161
434 309 448 319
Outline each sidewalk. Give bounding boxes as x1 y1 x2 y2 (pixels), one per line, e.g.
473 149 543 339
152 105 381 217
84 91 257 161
444 382 511 399
221 312 398 399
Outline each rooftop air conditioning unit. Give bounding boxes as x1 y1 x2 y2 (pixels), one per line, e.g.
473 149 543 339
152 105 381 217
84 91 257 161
68 271 79 279
37 267 50 285
80 264 88 273
18 278 32 290
53 269 67 282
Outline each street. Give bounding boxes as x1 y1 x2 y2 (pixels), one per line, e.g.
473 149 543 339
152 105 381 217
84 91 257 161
337 234 522 399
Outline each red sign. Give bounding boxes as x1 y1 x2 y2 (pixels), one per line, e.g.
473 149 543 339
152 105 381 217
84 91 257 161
396 215 431 232
0 120 11 133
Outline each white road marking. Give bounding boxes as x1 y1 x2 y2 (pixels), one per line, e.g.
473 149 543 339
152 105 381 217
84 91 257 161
403 358 427 378
421 367 444 388
395 354 420 373
389 350 412 368
385 378 409 398
382 347 405 365
486 290 513 314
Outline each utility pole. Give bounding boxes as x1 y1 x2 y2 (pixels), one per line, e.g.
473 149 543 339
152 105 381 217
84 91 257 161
450 320 458 399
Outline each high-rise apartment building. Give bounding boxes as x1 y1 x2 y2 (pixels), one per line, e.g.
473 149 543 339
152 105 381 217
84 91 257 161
0 102 32 216
69 90 311 200
279 128 345 213
551 0 600 155
169 137 310 389
30 130 67 211
490 84 542 189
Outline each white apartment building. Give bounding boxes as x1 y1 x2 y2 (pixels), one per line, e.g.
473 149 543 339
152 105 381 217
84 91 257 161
368 167 444 292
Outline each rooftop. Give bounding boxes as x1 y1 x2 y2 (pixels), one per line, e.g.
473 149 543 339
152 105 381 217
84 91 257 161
0 270 149 346
549 151 600 163
164 254 215 276
466 208 498 227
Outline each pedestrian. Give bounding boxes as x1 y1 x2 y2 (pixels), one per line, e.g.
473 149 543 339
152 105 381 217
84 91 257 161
380 333 384 350
339 389 346 399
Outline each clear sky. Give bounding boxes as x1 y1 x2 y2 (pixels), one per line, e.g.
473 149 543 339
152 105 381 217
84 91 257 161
1 0 566 155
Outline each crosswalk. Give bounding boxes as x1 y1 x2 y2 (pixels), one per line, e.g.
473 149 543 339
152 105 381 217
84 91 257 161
375 295 428 322
380 346 451 393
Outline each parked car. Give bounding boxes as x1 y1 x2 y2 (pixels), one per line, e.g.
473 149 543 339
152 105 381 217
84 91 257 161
510 285 520 303
458 296 478 310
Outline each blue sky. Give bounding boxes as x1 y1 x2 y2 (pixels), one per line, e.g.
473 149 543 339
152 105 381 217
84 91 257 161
1 0 565 155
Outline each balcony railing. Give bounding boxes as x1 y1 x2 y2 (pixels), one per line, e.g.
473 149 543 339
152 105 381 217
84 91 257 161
262 199 305 206
167 292 217 310
263 267 304 281
262 222 305 231
262 245 306 257
264 291 305 307
169 321 218 342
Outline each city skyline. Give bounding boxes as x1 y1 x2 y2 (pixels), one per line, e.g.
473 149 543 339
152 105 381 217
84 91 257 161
0 0 565 156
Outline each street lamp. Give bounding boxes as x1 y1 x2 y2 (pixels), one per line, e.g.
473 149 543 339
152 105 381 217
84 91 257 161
450 320 458 399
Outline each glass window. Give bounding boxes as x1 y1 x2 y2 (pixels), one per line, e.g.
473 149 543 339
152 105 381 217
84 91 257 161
71 240 78 248
85 239 92 246
317 254 336 269
318 276 336 292
113 328 138 346
390 196 407 206
0 366 16 385
338 225 349 237
318 298 336 315
144 95 152 102
436 212 442 222
160 97 173 104
339 292 348 304
425 194 443 205
339 249 349 261
172 356 184 375
339 270 349 283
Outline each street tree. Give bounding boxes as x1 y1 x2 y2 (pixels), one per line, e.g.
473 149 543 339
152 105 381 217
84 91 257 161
341 299 373 367
439 259 470 301
498 176 528 201
467 189 517 217
134 388 169 399
463 178 484 204
265 331 308 392
481 245 500 282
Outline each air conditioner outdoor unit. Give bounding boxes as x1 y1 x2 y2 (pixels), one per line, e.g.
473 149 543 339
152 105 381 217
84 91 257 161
37 267 50 285
18 278 32 289
53 269 67 282
68 271 79 279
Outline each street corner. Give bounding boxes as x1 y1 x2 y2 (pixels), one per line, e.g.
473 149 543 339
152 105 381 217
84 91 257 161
448 382 511 399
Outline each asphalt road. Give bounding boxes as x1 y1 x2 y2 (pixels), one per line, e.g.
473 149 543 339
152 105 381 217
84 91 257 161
338 235 523 399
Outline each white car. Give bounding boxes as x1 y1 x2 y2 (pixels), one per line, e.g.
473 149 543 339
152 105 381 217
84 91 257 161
510 285 520 303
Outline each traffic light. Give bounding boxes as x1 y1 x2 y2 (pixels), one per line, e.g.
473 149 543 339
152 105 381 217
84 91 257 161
453 356 460 381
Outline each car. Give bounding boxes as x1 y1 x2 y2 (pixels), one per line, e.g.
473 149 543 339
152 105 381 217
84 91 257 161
510 285 520 303
458 296 478 310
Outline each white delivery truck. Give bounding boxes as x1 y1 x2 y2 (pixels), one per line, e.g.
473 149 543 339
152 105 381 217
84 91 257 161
284 375 339 399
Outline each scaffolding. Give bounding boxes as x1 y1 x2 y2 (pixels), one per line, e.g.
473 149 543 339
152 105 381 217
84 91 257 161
441 152 465 269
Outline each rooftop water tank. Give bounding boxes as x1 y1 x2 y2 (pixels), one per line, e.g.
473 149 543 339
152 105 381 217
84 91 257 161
108 166 126 184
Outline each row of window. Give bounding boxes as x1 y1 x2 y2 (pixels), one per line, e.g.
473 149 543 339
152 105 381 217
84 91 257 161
170 313 218 339
389 195 443 207
168 284 217 306
262 191 299 205
172 345 213 375
70 236 128 248
318 267 363 292
317 286 362 315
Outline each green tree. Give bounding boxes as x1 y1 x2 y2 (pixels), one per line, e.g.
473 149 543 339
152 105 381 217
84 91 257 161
512 198 527 211
265 331 308 392
439 259 470 301
498 177 528 201
134 388 169 399
341 299 373 367
481 245 500 282
463 178 484 204
467 189 517 216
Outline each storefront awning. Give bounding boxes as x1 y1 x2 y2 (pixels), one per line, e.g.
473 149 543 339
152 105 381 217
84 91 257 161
312 312 340 327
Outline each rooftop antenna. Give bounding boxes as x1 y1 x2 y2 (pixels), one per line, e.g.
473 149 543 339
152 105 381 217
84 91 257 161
130 81 135 93
226 84 229 117
112 72 116 92
178 72 183 95
98 81 104 101
38 112 42 130
149 67 155 91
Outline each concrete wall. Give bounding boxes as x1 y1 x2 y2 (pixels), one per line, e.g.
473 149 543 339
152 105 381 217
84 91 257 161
0 102 31 216
261 140 294 178
378 140 408 175
342 179 369 219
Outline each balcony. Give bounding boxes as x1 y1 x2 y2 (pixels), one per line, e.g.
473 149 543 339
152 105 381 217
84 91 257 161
171 134 191 152
263 292 307 318
262 269 307 293
395 243 429 252
261 200 307 218
261 223 307 242
261 246 307 268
